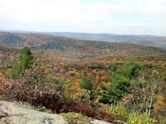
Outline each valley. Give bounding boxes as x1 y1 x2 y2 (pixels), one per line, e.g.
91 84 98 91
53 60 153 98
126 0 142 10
0 32 166 124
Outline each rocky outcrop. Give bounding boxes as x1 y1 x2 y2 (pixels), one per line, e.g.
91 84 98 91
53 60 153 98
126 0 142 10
0 101 113 124
0 101 67 124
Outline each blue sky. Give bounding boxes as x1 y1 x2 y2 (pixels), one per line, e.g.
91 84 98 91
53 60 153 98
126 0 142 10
0 0 166 36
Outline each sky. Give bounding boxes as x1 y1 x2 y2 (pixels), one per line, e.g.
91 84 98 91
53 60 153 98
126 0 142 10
0 0 166 36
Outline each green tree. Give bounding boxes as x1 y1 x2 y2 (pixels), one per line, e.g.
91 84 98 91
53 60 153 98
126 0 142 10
123 62 143 80
9 47 33 79
100 62 143 104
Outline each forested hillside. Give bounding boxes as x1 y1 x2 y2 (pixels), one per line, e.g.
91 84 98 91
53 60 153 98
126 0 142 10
0 32 165 61
51 32 166 48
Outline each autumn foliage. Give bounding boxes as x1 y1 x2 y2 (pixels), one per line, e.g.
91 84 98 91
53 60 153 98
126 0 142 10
0 47 166 123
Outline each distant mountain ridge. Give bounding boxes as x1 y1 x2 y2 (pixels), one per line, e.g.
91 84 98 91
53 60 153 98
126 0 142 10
0 32 165 61
50 32 166 48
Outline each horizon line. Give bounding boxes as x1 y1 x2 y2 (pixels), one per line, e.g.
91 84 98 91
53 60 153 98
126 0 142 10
0 29 166 37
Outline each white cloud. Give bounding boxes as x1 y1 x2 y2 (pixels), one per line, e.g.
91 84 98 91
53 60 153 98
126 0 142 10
0 0 166 35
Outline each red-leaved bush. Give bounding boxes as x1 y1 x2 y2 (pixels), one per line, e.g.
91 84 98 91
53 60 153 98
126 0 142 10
0 77 124 123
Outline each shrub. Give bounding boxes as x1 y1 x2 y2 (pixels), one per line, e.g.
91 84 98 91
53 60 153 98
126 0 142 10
61 112 92 124
73 104 95 117
80 75 93 91
49 78 66 91
21 67 50 94
127 112 152 124
107 102 128 117
64 89 91 104
99 90 113 103
48 78 75 103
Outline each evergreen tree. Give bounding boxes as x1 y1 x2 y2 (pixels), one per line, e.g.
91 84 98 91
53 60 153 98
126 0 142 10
9 47 33 79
